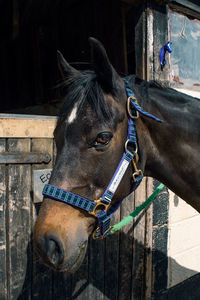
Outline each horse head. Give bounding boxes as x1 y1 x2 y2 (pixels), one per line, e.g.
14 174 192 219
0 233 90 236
34 38 135 272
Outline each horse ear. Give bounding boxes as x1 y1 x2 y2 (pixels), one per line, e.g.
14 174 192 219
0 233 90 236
57 50 80 79
89 37 120 92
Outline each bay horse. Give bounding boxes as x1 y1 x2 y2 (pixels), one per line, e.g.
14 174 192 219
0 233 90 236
34 38 200 273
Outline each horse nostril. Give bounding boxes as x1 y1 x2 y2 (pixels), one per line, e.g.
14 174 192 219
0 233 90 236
38 234 64 266
47 239 62 265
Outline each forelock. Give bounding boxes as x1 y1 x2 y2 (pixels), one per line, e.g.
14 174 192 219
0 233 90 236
58 71 114 123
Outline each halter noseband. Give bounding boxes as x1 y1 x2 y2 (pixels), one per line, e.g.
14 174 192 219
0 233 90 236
42 79 162 239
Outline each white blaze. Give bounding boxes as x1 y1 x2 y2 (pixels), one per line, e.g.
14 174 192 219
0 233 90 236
67 102 79 124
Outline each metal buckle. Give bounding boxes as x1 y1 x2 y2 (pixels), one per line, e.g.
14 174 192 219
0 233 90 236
89 198 110 217
132 154 143 182
127 96 139 119
132 170 143 182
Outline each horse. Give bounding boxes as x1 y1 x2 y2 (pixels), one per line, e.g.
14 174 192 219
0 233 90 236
34 37 200 273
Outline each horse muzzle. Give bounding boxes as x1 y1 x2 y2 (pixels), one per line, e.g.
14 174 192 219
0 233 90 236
34 197 93 273
35 231 88 273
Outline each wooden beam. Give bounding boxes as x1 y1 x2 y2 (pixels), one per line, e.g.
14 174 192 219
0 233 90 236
169 3 200 19
0 114 57 138
170 0 200 14
0 153 51 164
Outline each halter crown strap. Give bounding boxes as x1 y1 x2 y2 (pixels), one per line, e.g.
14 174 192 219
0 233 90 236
42 78 162 239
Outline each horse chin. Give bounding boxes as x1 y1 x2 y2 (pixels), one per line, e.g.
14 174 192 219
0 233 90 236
54 241 88 273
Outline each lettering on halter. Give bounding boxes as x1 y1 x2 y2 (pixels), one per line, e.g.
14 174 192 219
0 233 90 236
108 158 129 194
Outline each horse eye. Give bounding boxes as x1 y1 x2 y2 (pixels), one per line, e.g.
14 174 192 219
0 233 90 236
90 132 113 148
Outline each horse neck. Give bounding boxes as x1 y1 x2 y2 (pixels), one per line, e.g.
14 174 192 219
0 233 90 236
135 82 200 210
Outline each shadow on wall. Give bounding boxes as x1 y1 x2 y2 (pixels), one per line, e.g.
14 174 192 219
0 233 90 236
16 220 200 300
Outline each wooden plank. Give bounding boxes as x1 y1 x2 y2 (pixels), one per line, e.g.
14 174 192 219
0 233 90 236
104 208 120 300
152 3 169 82
171 0 200 14
7 138 32 299
152 181 169 294
71 254 89 300
0 139 8 300
0 115 57 138
31 138 54 299
169 3 200 19
146 6 154 81
144 7 155 297
88 238 105 300
131 178 147 300
145 177 154 299
52 272 72 299
0 152 50 164
118 193 135 300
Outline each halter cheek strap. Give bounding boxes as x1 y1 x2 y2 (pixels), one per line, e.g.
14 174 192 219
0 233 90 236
42 78 162 239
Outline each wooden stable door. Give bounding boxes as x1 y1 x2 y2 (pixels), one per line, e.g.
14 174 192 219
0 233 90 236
0 114 56 299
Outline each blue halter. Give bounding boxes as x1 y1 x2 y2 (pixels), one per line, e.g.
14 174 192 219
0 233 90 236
43 78 162 239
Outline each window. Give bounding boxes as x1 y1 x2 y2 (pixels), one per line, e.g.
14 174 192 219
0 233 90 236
169 10 200 98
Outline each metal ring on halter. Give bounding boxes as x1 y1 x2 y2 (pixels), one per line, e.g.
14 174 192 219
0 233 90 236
92 227 101 240
92 226 113 240
127 96 139 119
125 139 138 154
